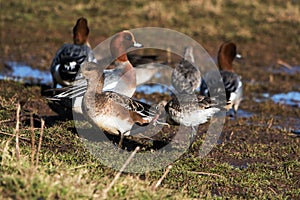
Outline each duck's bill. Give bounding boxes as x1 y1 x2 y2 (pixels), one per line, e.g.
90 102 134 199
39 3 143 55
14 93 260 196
235 53 242 59
133 41 143 48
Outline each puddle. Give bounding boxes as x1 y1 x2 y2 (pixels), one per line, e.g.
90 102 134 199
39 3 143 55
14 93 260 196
136 83 173 95
234 109 254 118
269 66 300 75
271 92 300 107
255 91 300 107
0 62 52 85
226 109 254 120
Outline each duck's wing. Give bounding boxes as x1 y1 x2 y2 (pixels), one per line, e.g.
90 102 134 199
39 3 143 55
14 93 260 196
51 44 96 87
166 94 216 113
108 92 158 118
220 70 242 101
165 94 220 126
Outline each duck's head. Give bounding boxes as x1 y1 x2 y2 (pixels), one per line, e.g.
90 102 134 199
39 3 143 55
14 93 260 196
73 17 90 45
81 62 103 82
217 42 237 72
110 30 143 62
183 46 195 63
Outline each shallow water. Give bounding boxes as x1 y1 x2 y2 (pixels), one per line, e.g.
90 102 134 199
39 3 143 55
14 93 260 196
233 109 254 118
269 66 300 75
271 92 300 107
255 91 300 107
136 83 173 95
0 62 52 84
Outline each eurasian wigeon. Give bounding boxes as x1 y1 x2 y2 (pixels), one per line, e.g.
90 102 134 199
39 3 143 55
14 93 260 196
81 62 158 148
171 46 201 94
200 42 243 116
50 17 97 89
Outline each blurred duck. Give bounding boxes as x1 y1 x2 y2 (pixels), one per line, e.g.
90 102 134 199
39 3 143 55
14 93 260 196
171 46 201 94
200 42 243 116
81 61 159 148
50 17 97 88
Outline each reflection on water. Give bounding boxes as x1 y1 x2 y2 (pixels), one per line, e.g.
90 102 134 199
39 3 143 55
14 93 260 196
0 62 52 84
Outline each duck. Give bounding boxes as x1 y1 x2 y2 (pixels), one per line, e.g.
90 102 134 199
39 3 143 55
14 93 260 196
171 46 201 94
50 17 97 89
200 42 243 116
155 93 221 143
158 94 221 127
163 94 220 127
81 61 159 148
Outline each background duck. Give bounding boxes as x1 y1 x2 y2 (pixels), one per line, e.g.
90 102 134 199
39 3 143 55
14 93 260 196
50 17 97 89
200 42 243 116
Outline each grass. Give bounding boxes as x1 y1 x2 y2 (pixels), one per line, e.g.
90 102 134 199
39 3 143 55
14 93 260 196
0 80 299 199
1 0 300 199
1 0 299 68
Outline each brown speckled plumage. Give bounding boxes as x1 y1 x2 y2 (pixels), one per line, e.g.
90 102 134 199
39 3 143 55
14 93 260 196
171 46 201 94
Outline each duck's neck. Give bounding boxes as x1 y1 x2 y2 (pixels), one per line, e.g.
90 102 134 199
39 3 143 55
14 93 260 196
218 53 234 72
73 38 90 47
83 73 103 116
114 56 134 75
115 54 128 62
218 43 236 72
85 41 91 48
184 47 194 63
114 59 137 97
88 72 104 94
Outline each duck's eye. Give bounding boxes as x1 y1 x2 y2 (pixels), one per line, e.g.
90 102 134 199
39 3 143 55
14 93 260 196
125 35 132 40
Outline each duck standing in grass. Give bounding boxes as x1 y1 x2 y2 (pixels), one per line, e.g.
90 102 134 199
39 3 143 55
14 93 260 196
156 47 222 142
201 42 243 116
81 31 158 147
50 17 97 88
